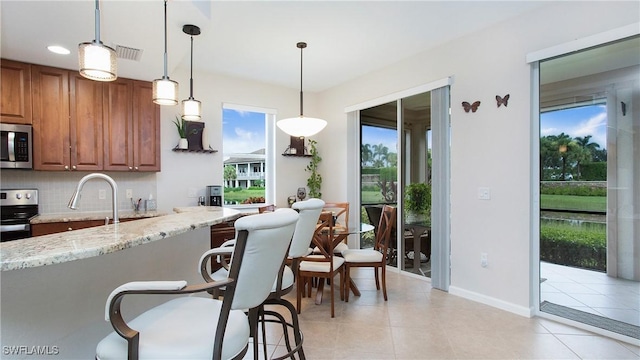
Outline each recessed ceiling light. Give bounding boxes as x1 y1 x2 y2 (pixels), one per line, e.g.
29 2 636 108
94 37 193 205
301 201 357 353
47 45 71 55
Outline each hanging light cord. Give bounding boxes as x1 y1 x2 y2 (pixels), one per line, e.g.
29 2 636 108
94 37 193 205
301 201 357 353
94 0 101 44
162 0 168 78
189 34 194 99
298 42 306 117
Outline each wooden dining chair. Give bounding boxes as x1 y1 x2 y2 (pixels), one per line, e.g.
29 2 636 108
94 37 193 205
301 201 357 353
342 205 397 302
315 202 349 254
258 204 276 213
297 211 345 318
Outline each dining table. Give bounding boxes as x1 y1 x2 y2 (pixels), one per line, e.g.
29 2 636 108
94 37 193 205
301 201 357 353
313 216 374 303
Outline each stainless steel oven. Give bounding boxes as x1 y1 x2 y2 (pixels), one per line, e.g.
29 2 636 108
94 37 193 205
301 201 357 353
1 189 38 241
1 123 33 169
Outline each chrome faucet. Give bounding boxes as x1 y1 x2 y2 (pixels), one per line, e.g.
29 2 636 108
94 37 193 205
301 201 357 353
68 173 119 224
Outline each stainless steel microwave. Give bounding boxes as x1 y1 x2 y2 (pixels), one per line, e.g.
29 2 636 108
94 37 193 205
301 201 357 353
1 123 32 169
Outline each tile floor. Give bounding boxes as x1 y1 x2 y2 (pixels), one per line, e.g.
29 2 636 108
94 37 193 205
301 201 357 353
246 268 640 360
540 261 640 326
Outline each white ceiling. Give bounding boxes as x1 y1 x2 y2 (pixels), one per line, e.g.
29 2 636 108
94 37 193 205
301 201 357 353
1 1 546 92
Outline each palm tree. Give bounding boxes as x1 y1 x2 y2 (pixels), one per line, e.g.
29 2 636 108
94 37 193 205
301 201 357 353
573 135 601 179
372 143 389 167
361 143 373 167
555 133 573 180
223 165 237 187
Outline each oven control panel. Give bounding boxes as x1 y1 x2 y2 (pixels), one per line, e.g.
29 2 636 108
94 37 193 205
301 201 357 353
0 189 39 206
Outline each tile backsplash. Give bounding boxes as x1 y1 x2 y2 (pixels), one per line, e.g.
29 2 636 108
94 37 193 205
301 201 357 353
1 170 157 215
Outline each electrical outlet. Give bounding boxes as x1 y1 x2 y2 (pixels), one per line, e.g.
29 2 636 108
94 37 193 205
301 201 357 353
126 189 133 199
481 252 488 267
98 189 106 200
188 187 197 198
478 187 491 200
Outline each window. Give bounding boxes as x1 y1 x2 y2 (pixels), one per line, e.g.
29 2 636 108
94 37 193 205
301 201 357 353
222 103 275 206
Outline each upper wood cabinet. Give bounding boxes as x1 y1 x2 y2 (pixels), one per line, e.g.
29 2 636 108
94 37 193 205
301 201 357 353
103 79 160 172
132 80 160 171
103 79 134 171
1 59 32 124
23 60 160 172
32 66 103 171
32 65 71 170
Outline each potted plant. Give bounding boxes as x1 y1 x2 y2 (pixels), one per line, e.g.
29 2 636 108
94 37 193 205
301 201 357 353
173 116 188 149
305 139 322 198
405 182 431 223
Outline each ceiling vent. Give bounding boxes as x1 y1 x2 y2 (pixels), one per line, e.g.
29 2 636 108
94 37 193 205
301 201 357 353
114 44 143 61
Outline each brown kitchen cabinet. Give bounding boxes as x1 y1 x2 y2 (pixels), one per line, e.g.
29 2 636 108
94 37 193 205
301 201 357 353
26 60 159 172
209 220 237 272
1 59 32 125
103 79 160 172
31 220 105 236
31 65 103 171
31 217 136 237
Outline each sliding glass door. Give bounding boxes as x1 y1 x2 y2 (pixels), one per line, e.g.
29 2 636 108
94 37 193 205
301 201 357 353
356 82 450 289
538 36 640 339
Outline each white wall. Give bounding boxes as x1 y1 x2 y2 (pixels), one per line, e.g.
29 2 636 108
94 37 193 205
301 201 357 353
156 67 320 211
313 1 640 314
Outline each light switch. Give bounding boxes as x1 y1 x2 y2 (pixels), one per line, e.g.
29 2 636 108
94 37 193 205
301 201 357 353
478 187 491 200
98 189 106 200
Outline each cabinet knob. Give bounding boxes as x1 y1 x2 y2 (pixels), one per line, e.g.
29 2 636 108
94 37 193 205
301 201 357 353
64 165 69 170
72 165 77 170
134 166 139 171
67 227 73 231
129 167 133 170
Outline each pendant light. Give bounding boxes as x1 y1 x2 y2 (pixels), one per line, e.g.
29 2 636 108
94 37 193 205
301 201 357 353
276 42 327 137
153 0 179 105
78 0 117 81
181 24 201 121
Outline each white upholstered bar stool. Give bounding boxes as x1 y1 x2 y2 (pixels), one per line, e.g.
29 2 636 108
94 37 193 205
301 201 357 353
95 209 299 360
203 199 324 360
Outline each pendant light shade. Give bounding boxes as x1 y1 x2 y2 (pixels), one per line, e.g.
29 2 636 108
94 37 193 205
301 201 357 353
181 24 201 121
152 0 178 105
78 0 117 82
276 42 327 137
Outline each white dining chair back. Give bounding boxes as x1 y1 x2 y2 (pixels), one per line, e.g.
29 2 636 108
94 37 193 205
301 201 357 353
290 198 325 258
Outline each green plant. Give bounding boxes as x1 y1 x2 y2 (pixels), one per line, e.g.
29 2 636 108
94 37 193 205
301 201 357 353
405 183 431 214
173 116 188 138
305 139 322 198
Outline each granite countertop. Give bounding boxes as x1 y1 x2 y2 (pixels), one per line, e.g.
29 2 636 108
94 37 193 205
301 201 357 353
31 210 167 224
1 207 241 271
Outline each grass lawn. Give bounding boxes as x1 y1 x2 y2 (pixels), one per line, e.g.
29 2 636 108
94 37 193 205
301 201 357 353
540 195 606 212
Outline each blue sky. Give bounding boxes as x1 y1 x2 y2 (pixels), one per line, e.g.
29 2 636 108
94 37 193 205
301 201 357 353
222 109 266 159
223 104 607 158
540 104 607 149
362 126 398 153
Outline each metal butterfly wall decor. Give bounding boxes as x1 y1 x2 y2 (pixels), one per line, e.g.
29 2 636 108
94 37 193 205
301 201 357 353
462 101 481 113
496 94 510 107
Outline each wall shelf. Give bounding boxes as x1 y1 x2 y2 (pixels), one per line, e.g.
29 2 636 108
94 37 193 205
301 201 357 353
172 147 218 154
282 153 311 157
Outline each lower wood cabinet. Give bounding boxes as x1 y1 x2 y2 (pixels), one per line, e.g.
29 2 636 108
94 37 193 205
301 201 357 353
209 220 238 272
31 218 135 237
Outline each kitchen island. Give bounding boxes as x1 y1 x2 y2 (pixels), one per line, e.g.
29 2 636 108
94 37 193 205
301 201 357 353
0 207 240 359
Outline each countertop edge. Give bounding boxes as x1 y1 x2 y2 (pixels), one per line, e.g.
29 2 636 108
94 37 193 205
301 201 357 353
1 207 241 271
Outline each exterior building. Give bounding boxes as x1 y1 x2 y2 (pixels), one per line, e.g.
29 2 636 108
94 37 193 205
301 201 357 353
224 149 265 188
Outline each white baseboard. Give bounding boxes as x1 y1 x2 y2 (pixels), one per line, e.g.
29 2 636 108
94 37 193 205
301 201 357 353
449 285 534 318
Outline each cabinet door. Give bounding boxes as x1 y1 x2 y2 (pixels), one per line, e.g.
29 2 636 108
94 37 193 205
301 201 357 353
103 78 134 171
31 220 104 237
69 73 103 170
1 59 32 125
32 65 70 171
132 80 160 171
